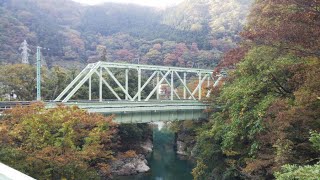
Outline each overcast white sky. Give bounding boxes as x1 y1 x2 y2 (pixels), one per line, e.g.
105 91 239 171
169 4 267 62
72 0 185 7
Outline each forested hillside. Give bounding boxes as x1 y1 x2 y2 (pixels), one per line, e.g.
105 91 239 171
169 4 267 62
0 0 251 68
0 0 319 179
190 0 320 179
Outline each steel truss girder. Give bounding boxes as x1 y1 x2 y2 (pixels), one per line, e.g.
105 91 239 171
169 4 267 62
54 61 216 102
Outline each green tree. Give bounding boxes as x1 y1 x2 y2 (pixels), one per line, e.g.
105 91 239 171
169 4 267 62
0 64 36 100
274 132 320 180
192 0 320 178
0 103 118 179
142 48 162 65
42 66 70 100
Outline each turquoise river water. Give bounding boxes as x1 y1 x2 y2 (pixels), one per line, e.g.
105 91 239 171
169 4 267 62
115 127 194 180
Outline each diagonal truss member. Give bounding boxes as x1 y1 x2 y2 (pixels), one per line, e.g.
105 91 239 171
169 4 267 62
54 61 219 102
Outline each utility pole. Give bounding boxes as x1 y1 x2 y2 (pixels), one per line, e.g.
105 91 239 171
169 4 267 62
36 46 41 101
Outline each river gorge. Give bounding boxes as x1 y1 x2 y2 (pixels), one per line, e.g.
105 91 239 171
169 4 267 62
115 123 194 180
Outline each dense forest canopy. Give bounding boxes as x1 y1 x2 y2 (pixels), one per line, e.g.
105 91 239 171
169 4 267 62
191 0 320 179
0 0 252 68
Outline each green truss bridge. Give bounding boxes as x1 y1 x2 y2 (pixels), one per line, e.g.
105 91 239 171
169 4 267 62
2 62 223 123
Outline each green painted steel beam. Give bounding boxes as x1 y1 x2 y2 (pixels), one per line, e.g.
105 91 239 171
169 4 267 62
98 61 213 74
112 109 208 123
45 101 209 123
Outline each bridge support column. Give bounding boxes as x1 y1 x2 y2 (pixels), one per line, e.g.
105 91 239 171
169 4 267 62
99 67 103 102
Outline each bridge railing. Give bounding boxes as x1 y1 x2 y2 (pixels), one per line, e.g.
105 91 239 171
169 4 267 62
0 101 31 111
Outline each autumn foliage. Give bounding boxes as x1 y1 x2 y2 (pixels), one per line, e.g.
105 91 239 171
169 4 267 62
192 0 320 179
242 0 320 56
0 103 119 179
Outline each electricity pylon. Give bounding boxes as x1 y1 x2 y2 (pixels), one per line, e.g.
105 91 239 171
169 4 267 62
19 40 30 64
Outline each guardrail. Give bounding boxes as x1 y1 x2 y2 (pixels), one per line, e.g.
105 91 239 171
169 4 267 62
0 101 31 111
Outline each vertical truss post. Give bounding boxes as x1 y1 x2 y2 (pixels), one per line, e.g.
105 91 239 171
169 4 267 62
94 70 121 100
138 68 141 101
99 67 103 102
125 69 129 100
89 76 92 100
206 74 212 98
174 71 195 100
145 71 171 101
132 71 157 100
159 71 180 100
215 76 223 87
189 74 208 99
199 72 202 100
156 71 160 100
183 72 186 99
103 67 133 100
171 70 174 100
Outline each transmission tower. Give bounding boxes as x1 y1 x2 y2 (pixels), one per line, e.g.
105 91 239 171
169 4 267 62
19 40 30 64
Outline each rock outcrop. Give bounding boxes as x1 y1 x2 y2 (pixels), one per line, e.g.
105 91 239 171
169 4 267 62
111 155 150 176
176 140 188 156
140 138 153 154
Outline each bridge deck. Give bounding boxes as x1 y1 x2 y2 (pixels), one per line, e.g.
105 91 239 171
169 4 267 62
47 100 209 123
1 100 209 123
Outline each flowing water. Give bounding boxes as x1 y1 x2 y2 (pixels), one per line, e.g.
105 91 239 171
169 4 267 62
115 124 194 180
